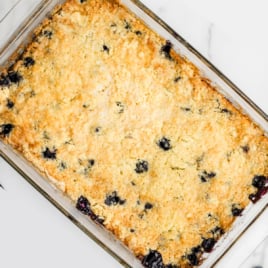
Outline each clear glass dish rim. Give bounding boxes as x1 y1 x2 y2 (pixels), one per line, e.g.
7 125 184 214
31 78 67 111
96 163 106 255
0 0 267 267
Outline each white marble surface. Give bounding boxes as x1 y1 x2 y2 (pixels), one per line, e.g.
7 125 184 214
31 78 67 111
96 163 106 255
0 1 267 268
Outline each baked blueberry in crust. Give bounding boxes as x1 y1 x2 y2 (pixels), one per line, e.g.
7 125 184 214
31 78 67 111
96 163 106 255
8 71 22 83
199 170 216 182
23 57 35 67
201 238 216 252
249 175 268 203
186 253 198 266
160 40 173 60
0 123 14 137
142 250 164 268
157 137 172 151
252 175 267 189
76 196 104 224
231 204 244 217
6 99 14 109
104 191 126 206
135 160 149 174
42 147 57 159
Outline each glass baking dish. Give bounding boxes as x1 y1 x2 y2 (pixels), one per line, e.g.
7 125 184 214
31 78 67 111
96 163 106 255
0 0 267 267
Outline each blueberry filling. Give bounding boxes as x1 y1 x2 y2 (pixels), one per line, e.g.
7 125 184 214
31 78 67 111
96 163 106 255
8 71 22 83
241 145 249 153
124 20 132 30
76 195 91 215
231 204 244 216
103 44 109 53
0 74 10 87
186 253 198 266
174 76 181 82
249 178 268 203
252 175 267 189
80 0 87 2
43 30 53 39
199 170 216 182
130 228 135 233
157 137 172 151
165 264 179 268
0 123 14 137
23 57 35 67
160 41 173 60
88 159 95 167
249 175 268 203
191 245 202 254
6 99 14 109
135 159 149 173
180 107 191 112
142 249 164 268
76 195 104 224
201 238 216 252
210 226 224 237
220 108 232 114
135 30 142 35
104 191 126 206
42 147 57 159
144 202 153 210
95 127 101 133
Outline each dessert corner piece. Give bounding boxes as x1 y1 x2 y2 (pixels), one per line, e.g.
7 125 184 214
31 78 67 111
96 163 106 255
0 0 268 267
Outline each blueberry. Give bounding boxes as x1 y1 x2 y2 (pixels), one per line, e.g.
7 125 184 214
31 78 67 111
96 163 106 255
180 107 191 112
252 175 267 189
201 238 216 252
76 195 104 224
0 74 10 87
220 108 232 114
130 229 135 233
142 250 164 268
88 159 95 167
144 202 153 210
95 127 101 133
191 245 202 254
6 99 14 109
43 30 53 39
80 0 86 2
23 57 35 67
210 226 224 237
165 264 178 268
231 204 243 217
135 160 149 173
103 44 109 53
135 30 142 36
157 137 171 151
160 41 173 60
0 123 14 137
104 191 126 206
249 187 268 204
241 145 249 153
8 71 22 83
76 195 91 215
186 253 198 266
199 170 216 182
42 147 57 159
249 193 258 203
174 76 181 82
124 20 132 30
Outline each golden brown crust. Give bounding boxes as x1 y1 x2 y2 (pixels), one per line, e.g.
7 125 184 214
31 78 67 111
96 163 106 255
0 0 268 266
